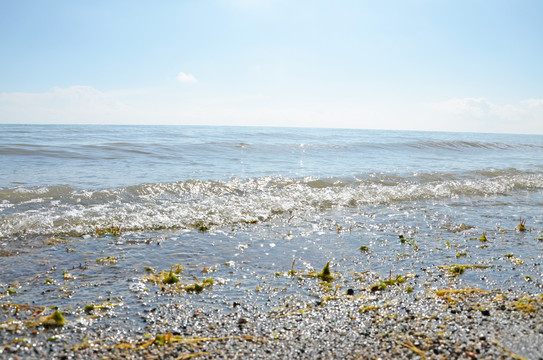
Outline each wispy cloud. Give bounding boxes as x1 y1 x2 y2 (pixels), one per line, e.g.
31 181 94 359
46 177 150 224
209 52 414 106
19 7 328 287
427 97 543 133
429 97 543 120
177 72 197 83
0 86 129 123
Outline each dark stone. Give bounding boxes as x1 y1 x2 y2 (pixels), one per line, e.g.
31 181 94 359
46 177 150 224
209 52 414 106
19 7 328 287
347 288 354 295
481 309 490 316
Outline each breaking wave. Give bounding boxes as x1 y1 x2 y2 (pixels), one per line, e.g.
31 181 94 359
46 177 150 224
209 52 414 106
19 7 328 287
1 170 542 239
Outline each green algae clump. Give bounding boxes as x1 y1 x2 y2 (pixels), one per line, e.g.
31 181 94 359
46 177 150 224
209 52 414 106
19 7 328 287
479 233 487 242
163 270 179 284
450 265 465 276
516 218 526 232
185 278 214 293
49 311 66 326
317 262 334 282
30 310 67 327
370 281 387 292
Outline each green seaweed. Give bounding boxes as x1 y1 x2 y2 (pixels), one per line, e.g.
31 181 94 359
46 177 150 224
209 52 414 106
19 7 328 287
185 278 213 293
185 283 205 292
316 262 334 282
163 271 179 284
195 223 210 232
29 310 66 327
450 265 465 275
384 275 406 286
479 233 487 242
95 225 121 237
516 218 526 232
370 281 387 292
440 264 492 276
359 245 370 252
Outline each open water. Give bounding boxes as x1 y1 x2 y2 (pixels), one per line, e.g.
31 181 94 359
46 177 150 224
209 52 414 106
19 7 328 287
1 124 542 240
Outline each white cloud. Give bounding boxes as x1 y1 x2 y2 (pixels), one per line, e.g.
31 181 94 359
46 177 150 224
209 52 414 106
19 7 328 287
427 97 543 134
429 97 543 121
1 85 542 134
177 72 198 83
0 86 130 124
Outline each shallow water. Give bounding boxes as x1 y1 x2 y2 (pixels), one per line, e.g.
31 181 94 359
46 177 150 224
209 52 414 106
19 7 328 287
1 125 543 331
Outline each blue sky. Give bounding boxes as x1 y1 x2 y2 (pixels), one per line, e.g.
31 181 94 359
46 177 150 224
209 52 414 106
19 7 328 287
1 0 542 134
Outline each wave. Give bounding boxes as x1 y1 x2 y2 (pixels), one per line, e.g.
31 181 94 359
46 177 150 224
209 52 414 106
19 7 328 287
2 137 542 160
1 170 542 239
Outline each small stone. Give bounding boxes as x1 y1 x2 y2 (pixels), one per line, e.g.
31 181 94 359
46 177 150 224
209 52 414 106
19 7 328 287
481 309 490 316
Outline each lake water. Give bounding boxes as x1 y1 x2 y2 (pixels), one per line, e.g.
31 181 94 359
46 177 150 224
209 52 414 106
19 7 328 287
1 124 542 240
1 124 543 311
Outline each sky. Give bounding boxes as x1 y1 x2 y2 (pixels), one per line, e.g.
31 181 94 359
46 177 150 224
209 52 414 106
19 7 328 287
0 0 542 134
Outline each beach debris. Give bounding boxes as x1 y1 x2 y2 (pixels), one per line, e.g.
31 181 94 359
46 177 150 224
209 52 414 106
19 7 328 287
163 270 180 284
491 339 530 360
514 296 538 313
185 278 214 293
95 225 121 237
45 237 67 245
516 218 526 232
433 288 494 306
370 271 406 292
399 339 426 358
479 232 487 242
399 235 418 250
439 264 492 276
62 270 76 280
359 245 370 252
194 222 210 232
97 256 118 264
141 264 214 293
28 309 66 327
84 301 123 314
316 262 334 282
287 259 297 276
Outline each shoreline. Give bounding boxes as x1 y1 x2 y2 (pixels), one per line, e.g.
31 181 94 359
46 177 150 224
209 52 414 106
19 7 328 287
2 281 541 359
2 205 543 359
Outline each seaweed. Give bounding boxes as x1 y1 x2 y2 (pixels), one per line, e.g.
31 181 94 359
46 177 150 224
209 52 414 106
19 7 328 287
516 218 526 232
28 310 66 327
439 264 492 276
83 301 122 314
185 278 214 293
478 232 487 242
400 340 426 358
194 222 210 232
96 256 118 264
370 281 387 292
163 271 180 285
316 262 334 282
513 296 539 313
359 245 370 252
95 225 122 237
